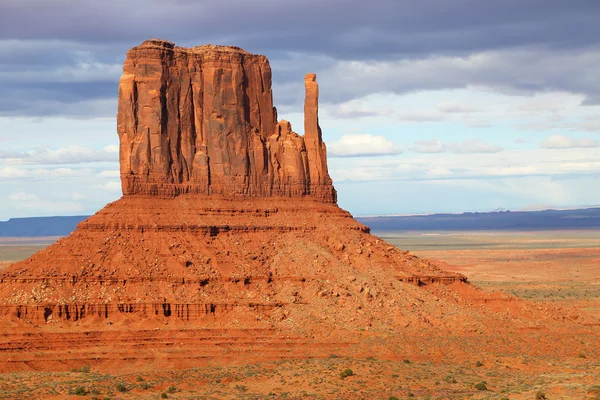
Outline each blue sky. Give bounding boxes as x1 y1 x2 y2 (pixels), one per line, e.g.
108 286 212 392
0 0 599 219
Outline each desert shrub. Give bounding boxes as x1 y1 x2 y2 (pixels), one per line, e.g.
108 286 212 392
161 393 168 399
80 365 90 373
403 359 411 364
340 368 354 379
136 375 144 382
140 382 151 390
589 385 600 396
579 353 587 358
115 383 127 393
167 386 177 393
73 386 87 396
474 382 487 391
444 375 457 383
475 361 483 367
389 396 400 400
535 391 547 399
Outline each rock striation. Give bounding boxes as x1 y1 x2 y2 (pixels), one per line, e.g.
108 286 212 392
118 39 335 202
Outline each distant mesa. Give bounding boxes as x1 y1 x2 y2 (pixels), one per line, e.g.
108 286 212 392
119 39 335 202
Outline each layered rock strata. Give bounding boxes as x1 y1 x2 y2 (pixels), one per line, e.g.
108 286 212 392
118 39 335 202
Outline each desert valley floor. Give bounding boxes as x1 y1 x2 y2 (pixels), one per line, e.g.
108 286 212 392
1 230 598 399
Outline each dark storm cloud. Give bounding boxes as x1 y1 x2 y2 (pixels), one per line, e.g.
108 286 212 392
2 0 599 57
1 0 599 117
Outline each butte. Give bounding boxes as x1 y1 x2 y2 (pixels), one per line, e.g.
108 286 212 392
0 39 595 371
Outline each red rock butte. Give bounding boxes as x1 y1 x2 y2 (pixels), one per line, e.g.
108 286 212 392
118 39 335 202
0 39 594 373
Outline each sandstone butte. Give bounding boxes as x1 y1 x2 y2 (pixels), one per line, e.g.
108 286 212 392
0 39 596 373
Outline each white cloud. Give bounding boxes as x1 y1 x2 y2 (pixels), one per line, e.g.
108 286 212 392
541 134 598 149
328 134 402 157
94 181 122 192
9 192 40 202
7 191 85 213
329 147 600 183
410 139 447 153
1 145 119 165
98 170 120 178
456 139 503 154
0 167 28 179
71 192 85 200
410 139 502 154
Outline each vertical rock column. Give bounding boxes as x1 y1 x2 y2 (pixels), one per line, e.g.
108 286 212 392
303 73 334 197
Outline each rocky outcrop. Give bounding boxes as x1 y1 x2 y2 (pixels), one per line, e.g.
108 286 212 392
118 39 335 202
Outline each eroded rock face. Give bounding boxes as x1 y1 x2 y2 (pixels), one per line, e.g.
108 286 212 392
118 39 335 202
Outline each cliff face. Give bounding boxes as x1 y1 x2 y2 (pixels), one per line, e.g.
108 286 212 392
118 39 336 202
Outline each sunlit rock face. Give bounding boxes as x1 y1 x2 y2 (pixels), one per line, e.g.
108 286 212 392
118 39 335 202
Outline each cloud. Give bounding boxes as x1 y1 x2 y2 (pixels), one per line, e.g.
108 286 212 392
540 134 598 149
330 147 600 184
98 170 120 178
1 145 118 165
94 181 122 192
410 139 503 154
1 1 600 117
436 102 479 114
7 191 85 213
9 192 40 202
328 134 402 157
0 167 95 181
456 139 503 154
514 138 526 144
410 139 448 153
320 48 600 106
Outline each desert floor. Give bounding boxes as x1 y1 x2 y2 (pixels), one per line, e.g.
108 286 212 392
1 231 599 399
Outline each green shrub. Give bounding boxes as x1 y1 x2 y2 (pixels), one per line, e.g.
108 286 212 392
403 359 411 364
80 365 90 373
444 375 457 383
589 385 600 395
535 391 547 400
167 386 177 393
389 396 400 400
161 393 168 399
474 382 487 391
74 386 87 396
115 383 127 393
475 361 483 367
340 368 354 379
140 382 151 390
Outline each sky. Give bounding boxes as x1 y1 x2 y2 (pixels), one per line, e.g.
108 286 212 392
0 0 599 219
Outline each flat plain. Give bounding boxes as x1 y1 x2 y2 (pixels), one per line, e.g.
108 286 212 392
0 231 599 399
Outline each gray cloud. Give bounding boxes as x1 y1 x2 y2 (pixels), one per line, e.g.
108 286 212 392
1 0 599 117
